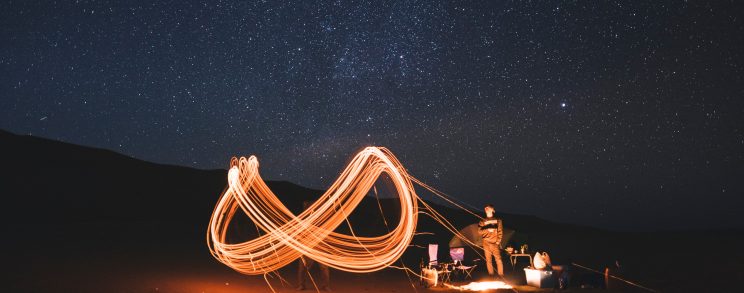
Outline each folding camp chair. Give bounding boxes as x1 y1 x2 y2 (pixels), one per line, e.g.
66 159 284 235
420 244 451 287
449 247 477 280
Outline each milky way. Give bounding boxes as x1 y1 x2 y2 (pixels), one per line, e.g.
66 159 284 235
1 1 743 230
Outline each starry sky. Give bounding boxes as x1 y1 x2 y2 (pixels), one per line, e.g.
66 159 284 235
2 0 743 230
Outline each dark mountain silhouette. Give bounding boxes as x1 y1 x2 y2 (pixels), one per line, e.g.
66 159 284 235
0 128 595 235
0 129 321 223
0 129 607 258
1 129 741 292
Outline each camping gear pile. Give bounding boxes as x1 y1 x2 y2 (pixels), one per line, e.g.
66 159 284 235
522 252 572 289
420 244 478 288
524 252 557 288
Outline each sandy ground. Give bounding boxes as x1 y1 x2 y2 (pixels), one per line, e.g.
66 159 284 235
4 246 643 293
3 222 738 292
7 261 637 293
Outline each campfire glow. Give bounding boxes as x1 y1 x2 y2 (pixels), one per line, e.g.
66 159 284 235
452 281 513 291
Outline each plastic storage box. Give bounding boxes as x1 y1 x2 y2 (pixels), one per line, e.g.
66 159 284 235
524 268 555 288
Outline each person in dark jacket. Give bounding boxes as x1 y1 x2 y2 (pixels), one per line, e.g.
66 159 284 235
479 203 504 277
296 255 330 290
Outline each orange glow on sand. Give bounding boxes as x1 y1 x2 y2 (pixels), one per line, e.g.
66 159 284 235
207 147 419 275
449 281 513 291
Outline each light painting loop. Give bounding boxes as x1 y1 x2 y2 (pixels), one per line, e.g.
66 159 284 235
207 147 419 275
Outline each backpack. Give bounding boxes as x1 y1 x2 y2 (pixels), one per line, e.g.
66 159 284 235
533 252 552 269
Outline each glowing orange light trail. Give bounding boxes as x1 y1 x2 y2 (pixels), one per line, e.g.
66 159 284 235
207 147 419 275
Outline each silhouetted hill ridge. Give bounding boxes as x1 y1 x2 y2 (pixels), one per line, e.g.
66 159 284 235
4 129 744 292
0 129 320 224
0 129 601 235
1 128 623 263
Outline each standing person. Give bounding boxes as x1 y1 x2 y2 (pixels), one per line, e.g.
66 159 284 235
296 201 330 291
479 203 504 278
296 255 330 290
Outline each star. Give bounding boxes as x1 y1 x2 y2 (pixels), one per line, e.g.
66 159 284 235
1 0 740 230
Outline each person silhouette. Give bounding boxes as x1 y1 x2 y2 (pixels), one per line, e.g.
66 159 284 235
296 200 331 290
478 203 504 277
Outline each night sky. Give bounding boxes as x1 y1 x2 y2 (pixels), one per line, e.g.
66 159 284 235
2 1 743 230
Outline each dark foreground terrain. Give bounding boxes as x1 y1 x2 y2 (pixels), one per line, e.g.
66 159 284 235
1 130 742 292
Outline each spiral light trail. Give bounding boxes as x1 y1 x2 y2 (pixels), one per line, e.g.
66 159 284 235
207 147 419 275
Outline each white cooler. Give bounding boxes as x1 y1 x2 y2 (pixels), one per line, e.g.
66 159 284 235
524 268 555 288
